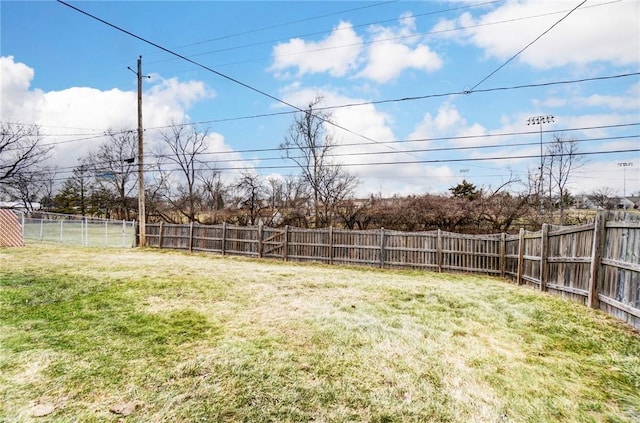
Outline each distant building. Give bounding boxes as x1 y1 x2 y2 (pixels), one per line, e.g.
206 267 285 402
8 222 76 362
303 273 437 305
0 201 41 210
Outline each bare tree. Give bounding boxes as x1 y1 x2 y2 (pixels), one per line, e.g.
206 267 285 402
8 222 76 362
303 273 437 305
470 174 534 232
155 124 213 223
335 198 372 230
144 168 176 223
234 171 265 226
88 130 137 219
280 97 358 227
199 168 226 211
0 166 56 211
278 175 311 227
0 123 52 185
543 135 585 224
587 187 617 210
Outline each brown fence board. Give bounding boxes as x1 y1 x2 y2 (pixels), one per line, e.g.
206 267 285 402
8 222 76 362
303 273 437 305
545 222 594 305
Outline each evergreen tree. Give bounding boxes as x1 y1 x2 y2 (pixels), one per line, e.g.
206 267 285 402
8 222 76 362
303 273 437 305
52 164 93 215
449 180 479 200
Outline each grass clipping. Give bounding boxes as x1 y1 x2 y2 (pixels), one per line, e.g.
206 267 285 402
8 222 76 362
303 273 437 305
1 244 639 422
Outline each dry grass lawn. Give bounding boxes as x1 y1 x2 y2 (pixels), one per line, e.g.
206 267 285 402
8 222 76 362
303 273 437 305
1 243 639 422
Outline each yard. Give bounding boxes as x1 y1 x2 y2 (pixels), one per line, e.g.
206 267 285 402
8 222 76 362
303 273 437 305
1 244 638 422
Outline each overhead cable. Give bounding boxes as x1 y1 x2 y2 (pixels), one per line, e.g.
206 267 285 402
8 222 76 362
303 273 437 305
469 0 587 91
55 0 402 157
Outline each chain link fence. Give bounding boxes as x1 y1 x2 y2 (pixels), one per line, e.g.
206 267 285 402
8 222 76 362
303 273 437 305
13 210 136 248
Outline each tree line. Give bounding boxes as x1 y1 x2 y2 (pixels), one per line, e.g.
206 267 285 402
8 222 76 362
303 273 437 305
0 99 622 233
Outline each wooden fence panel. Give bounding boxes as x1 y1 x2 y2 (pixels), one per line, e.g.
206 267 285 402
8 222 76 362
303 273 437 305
161 224 190 250
145 223 161 247
521 231 542 288
545 224 594 304
440 232 502 275
332 229 380 267
192 225 224 253
504 234 520 278
262 227 285 260
598 217 640 328
384 230 438 269
224 226 259 257
287 227 331 263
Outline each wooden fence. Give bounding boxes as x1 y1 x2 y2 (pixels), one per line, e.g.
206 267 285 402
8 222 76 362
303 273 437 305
144 210 640 329
0 209 24 247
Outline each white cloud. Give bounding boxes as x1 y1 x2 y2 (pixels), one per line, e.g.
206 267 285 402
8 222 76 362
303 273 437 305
357 12 442 83
269 21 363 78
410 103 488 147
270 13 443 85
357 42 442 84
0 56 238 175
146 75 213 117
433 1 640 69
0 56 37 120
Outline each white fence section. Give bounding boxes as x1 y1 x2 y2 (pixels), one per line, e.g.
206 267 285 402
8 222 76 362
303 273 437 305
12 210 136 248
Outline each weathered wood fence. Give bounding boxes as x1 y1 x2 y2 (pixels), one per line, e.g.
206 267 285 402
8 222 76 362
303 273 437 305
145 210 640 329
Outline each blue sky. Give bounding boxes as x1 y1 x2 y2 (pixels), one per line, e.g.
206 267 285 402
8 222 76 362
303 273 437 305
1 0 639 198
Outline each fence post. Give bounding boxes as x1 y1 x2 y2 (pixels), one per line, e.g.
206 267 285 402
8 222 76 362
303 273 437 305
39 218 43 241
221 222 227 255
499 232 506 278
379 227 386 268
84 217 89 246
283 225 289 262
437 229 442 273
60 220 64 242
156 221 164 248
189 221 194 252
258 223 264 258
540 224 549 291
329 226 334 265
517 228 525 285
588 210 606 309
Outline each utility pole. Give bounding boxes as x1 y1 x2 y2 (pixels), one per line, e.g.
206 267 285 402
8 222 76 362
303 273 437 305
129 56 150 246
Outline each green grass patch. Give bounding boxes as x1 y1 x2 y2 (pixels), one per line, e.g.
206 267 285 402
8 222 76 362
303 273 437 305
1 244 639 422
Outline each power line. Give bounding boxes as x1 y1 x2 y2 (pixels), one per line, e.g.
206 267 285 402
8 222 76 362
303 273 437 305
157 0 401 53
55 0 397 156
21 143 640 186
140 72 640 132
154 1 616 75
147 0 499 66
151 126 640 159
5 118 638 158
469 0 587 91
136 147 640 174
6 70 637 146
151 135 639 167
42 132 640 176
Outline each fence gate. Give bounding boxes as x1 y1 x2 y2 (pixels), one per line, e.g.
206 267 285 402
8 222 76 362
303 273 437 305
0 209 24 247
262 227 286 259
